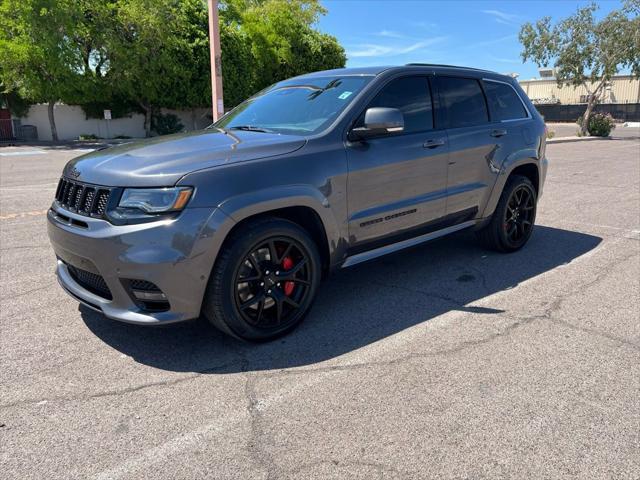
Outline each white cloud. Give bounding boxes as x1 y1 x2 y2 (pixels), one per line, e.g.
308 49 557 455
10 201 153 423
410 21 438 30
489 55 522 64
348 44 395 57
472 34 518 48
377 30 406 39
482 9 521 26
347 36 447 58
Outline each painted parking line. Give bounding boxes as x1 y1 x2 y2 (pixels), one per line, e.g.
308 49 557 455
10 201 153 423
0 210 48 220
0 183 58 190
0 150 46 156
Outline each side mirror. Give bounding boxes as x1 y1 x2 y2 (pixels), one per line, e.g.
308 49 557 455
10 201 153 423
349 107 404 141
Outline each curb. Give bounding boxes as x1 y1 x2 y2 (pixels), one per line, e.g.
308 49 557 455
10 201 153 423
547 136 608 144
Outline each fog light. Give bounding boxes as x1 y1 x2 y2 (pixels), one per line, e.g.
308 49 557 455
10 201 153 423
131 290 167 301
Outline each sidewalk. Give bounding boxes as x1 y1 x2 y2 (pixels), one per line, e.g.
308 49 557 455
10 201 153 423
546 122 640 142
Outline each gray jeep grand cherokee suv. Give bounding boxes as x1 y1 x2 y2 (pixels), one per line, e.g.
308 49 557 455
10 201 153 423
48 64 548 341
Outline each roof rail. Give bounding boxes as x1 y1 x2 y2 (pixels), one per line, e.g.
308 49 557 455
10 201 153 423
405 63 493 73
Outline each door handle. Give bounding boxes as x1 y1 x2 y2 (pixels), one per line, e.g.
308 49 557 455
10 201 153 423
490 129 508 138
423 139 446 149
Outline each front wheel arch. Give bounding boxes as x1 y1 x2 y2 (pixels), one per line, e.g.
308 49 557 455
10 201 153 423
217 205 331 278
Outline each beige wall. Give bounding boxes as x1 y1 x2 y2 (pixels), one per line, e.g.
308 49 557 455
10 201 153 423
519 75 640 105
18 104 213 141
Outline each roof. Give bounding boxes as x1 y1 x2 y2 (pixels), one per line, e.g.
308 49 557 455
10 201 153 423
292 64 508 81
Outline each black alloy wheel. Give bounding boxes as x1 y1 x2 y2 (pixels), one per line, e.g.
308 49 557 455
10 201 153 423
203 217 321 341
503 184 535 246
234 237 312 329
476 174 537 252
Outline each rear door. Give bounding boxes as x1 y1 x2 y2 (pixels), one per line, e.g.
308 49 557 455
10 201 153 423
346 75 449 249
435 76 507 219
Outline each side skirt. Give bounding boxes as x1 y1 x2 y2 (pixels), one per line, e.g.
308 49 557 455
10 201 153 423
341 220 476 268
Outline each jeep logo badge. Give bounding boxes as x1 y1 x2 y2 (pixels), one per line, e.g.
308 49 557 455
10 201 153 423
68 167 81 179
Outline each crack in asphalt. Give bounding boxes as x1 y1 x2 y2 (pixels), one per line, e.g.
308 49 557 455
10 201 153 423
0 362 238 410
243 359 280 480
288 459 409 479
0 244 50 251
0 283 55 301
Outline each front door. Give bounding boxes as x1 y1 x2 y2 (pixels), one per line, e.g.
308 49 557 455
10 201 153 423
346 75 449 251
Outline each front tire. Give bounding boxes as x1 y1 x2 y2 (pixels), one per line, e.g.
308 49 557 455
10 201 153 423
477 174 537 252
203 217 321 341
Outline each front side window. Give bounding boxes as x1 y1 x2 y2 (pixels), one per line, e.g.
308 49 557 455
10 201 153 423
215 76 372 136
484 81 528 121
437 77 488 128
357 76 433 134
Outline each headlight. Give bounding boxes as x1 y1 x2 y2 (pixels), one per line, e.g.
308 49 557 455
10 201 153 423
118 187 193 213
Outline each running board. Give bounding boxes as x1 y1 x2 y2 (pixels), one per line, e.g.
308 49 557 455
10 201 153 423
341 220 476 268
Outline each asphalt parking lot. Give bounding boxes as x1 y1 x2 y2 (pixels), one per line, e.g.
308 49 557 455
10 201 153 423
1 136 639 479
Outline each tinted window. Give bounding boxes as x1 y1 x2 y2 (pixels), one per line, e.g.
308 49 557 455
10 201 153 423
484 81 528 121
359 76 433 133
216 76 371 135
437 77 488 128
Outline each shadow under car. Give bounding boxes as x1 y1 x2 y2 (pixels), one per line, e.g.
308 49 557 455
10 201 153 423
81 225 602 374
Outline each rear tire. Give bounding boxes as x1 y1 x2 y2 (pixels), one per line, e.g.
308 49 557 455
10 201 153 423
477 174 537 252
202 217 321 342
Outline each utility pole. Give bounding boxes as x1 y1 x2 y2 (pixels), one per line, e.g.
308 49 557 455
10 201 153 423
207 0 224 121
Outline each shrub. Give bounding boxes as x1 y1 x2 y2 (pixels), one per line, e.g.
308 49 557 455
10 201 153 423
78 133 101 140
577 112 616 137
151 113 184 136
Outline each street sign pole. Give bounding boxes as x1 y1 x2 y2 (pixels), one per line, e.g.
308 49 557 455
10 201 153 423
207 0 224 122
104 109 112 139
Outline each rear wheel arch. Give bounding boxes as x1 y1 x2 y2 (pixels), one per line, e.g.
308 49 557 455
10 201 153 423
509 162 540 195
482 159 540 218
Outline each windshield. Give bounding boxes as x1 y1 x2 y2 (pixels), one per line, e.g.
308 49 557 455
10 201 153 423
215 76 372 136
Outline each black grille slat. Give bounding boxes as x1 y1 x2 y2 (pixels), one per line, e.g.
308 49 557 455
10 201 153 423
53 177 113 219
55 178 65 201
61 181 71 205
73 185 84 210
66 183 77 206
82 188 95 213
94 190 110 215
66 264 113 300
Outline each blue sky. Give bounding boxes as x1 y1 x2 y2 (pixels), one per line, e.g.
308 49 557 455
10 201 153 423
318 0 625 79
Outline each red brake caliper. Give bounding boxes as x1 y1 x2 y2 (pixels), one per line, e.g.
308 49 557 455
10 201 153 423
281 257 295 296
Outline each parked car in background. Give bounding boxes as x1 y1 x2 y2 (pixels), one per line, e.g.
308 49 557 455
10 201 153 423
47 64 548 341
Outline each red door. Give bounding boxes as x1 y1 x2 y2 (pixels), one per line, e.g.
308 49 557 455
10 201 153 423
0 108 13 140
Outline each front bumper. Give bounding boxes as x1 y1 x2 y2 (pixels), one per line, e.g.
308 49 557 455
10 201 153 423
47 204 234 325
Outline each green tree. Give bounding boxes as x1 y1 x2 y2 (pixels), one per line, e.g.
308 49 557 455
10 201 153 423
103 0 192 137
228 0 346 95
0 0 346 139
0 0 94 140
520 1 639 135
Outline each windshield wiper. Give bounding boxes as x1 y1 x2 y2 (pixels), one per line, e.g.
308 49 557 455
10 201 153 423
228 125 272 133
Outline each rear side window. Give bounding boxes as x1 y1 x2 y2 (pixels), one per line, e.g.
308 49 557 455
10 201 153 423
359 76 433 133
437 77 488 128
484 81 528 121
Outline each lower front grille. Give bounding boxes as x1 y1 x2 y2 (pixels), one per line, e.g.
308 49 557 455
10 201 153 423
124 278 170 312
66 264 113 300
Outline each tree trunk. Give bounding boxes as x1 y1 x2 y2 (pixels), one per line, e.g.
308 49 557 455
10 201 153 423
191 108 197 131
47 100 59 142
142 106 151 137
581 95 597 136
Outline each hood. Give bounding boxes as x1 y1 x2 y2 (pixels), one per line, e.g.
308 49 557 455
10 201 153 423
63 129 306 187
